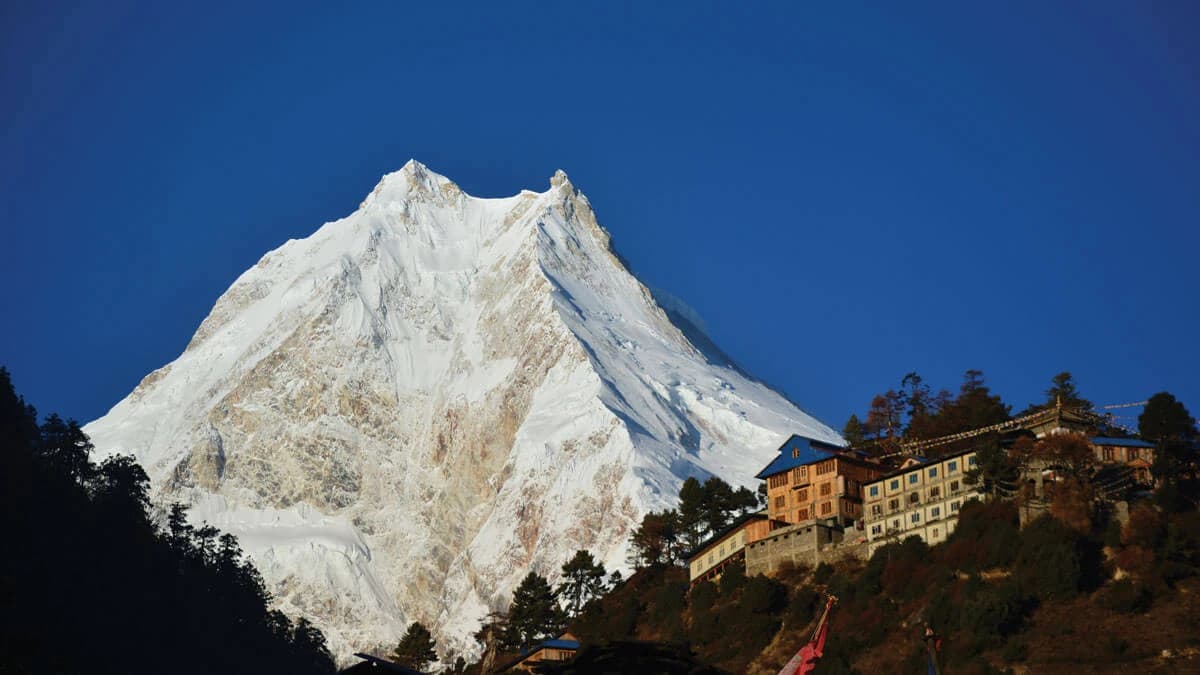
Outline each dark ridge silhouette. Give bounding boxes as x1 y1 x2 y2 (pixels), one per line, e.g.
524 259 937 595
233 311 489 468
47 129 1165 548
0 366 335 675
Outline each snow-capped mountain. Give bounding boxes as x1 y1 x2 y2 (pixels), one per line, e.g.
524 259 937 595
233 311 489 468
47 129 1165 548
84 161 842 663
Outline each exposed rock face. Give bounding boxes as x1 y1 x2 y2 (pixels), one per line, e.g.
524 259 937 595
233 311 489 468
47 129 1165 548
84 161 842 664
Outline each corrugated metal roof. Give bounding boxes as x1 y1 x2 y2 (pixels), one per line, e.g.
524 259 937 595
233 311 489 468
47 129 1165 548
351 653 426 674
1091 436 1155 448
754 434 841 479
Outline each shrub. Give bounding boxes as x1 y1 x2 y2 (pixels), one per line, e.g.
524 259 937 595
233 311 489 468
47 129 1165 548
958 581 1023 648
719 563 746 595
1001 637 1028 662
740 575 788 617
648 579 687 642
942 499 1020 571
786 586 819 627
1123 504 1166 549
1095 579 1151 614
1114 545 1156 580
1163 511 1200 569
813 562 835 584
1016 515 1082 601
689 581 718 612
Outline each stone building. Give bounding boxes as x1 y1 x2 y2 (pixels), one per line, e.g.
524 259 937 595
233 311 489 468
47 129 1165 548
744 521 866 576
862 447 982 555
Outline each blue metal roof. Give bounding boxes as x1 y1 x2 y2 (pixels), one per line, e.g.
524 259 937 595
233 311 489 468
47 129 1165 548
539 639 580 650
352 653 426 674
755 434 840 479
1091 436 1155 448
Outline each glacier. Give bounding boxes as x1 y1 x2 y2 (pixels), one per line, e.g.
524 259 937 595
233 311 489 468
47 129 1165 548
84 161 842 664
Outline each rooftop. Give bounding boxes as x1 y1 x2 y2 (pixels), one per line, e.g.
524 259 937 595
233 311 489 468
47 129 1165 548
1091 436 1156 448
683 510 770 562
755 434 845 479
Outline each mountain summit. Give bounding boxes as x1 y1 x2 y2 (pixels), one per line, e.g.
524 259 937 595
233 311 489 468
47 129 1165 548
84 162 842 661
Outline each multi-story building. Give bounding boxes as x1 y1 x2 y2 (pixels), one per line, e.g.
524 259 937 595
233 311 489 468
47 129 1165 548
1091 436 1156 485
862 447 982 555
756 434 886 529
685 511 779 585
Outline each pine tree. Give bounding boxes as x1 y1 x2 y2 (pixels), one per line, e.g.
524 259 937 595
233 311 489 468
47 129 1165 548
700 477 735 533
1139 392 1196 442
557 550 607 617
842 414 866 446
964 437 1017 499
392 621 438 671
1045 371 1092 411
676 476 705 548
1140 392 1196 507
628 510 679 567
507 572 565 647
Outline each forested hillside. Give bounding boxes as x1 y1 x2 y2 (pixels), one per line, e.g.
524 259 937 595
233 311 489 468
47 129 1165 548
553 498 1200 674
0 367 336 675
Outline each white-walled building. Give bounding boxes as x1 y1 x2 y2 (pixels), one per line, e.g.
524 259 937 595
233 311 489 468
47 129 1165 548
862 448 983 556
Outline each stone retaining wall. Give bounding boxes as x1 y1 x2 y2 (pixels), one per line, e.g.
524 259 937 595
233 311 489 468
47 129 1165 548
745 521 869 576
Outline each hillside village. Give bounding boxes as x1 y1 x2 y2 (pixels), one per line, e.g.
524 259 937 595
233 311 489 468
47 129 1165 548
685 401 1162 590
343 372 1200 674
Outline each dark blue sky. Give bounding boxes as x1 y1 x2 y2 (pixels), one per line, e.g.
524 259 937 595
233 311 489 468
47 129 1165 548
3 2 1197 431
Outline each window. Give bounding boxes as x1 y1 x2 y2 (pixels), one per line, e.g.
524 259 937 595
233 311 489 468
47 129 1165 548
909 473 919 485
798 508 808 521
1128 449 1139 461
931 506 941 518
890 479 900 490
869 485 879 497
769 474 787 489
791 448 800 459
816 460 834 476
891 519 900 530
948 460 958 473
871 524 882 535
791 467 804 483
932 528 940 538
820 482 832 496
888 498 899 511
950 501 960 512
911 513 921 523
950 480 960 493
774 495 785 509
929 486 941 499
1103 447 1114 461
871 504 882 516
796 488 809 502
928 467 938 478
820 502 832 515
968 455 977 466
908 492 920 505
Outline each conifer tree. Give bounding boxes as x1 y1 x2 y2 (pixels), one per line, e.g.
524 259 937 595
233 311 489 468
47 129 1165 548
629 510 680 567
392 621 438 671
700 477 735 533
842 414 866 446
507 572 566 647
1140 392 1196 508
676 476 705 548
557 550 607 617
1045 371 1092 411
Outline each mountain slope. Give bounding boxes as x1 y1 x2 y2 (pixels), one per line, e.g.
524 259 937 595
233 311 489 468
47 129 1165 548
84 161 842 662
